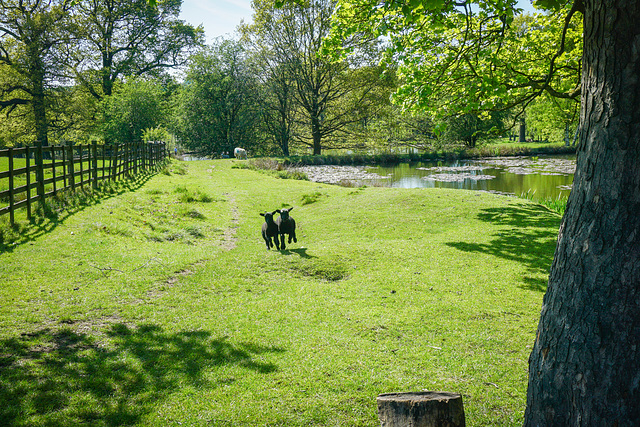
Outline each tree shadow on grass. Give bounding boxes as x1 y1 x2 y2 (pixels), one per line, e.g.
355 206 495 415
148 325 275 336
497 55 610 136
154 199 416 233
0 322 284 426
446 204 561 292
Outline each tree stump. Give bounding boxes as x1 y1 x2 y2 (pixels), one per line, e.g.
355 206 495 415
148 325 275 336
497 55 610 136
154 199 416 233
377 391 465 427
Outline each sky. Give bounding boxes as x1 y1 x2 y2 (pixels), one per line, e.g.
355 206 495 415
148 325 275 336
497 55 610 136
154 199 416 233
179 0 254 42
179 0 537 43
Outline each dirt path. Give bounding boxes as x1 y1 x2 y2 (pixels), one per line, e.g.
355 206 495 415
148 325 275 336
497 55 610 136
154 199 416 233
220 193 239 251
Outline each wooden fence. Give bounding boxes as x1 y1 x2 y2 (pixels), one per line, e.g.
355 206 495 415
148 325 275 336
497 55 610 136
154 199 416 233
0 141 167 225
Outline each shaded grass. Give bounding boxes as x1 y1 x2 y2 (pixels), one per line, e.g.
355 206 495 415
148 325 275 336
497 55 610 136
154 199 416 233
0 159 562 426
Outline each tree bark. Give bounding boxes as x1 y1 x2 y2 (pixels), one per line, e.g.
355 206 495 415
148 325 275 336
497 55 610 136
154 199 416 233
311 114 322 155
524 1 640 425
29 52 49 147
377 392 465 427
519 119 526 142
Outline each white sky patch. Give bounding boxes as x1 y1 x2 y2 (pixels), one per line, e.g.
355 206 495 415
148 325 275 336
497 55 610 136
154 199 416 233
180 0 253 42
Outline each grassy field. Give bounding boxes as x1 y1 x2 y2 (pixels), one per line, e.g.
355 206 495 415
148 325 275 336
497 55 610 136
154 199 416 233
0 159 561 426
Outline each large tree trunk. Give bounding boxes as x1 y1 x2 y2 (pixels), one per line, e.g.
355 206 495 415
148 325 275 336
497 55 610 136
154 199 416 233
524 1 640 425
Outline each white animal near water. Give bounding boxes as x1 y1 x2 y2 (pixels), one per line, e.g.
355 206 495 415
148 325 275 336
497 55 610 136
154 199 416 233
234 147 247 159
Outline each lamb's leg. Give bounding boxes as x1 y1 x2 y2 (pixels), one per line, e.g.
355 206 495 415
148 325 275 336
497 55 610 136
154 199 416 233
274 235 280 250
279 233 286 250
264 236 272 250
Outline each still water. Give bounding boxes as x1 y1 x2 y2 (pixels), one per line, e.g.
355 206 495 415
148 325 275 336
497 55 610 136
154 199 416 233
365 156 575 200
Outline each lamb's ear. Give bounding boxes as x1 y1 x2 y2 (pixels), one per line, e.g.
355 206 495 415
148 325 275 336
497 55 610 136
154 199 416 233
260 212 266 217
271 210 278 215
288 207 294 212
276 209 282 213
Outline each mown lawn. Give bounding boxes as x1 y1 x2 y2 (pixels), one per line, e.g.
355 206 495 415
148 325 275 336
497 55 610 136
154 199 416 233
0 159 561 426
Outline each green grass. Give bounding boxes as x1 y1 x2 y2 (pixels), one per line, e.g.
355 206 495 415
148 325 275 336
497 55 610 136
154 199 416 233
520 189 568 216
0 158 562 426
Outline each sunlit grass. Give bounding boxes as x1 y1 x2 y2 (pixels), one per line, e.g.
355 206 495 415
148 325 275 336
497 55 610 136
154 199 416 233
520 189 568 216
0 159 561 426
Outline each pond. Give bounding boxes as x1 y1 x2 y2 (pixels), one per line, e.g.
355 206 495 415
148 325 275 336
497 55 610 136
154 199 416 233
297 155 575 200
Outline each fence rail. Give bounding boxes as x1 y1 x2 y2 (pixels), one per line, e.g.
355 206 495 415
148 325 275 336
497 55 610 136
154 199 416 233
0 141 167 225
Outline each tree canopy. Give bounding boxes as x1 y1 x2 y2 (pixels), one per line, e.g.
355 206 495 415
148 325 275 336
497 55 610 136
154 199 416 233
327 0 582 125
0 0 202 146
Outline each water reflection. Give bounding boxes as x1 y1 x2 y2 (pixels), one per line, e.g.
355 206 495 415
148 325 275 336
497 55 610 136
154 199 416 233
366 156 575 200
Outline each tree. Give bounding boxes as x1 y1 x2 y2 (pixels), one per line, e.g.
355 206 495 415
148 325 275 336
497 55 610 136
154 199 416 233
100 78 166 143
329 2 582 134
326 0 640 424
0 0 73 146
246 0 389 155
70 0 203 99
240 18 297 156
177 39 262 156
438 110 508 148
526 94 579 145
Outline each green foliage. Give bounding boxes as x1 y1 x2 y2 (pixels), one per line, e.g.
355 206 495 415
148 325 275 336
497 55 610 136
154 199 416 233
521 189 567 215
243 0 391 155
100 78 167 143
526 95 579 144
177 40 263 156
438 111 509 148
142 126 171 143
328 1 582 124
71 0 204 98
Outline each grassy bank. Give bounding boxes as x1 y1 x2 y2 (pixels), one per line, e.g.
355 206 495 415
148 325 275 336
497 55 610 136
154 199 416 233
281 141 575 167
0 159 561 426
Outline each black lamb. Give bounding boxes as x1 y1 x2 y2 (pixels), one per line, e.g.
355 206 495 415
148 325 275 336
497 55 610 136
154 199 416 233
260 210 280 250
276 207 297 250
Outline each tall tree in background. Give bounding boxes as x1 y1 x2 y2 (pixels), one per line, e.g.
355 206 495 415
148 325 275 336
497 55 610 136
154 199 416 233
248 0 388 155
177 39 261 156
241 10 297 156
71 0 203 99
0 0 73 146
100 78 165 144
328 0 640 424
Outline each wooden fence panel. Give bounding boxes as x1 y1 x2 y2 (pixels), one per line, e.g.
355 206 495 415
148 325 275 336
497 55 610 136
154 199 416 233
0 142 167 225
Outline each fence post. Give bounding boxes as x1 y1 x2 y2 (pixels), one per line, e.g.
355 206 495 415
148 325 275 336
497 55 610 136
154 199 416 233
111 144 119 180
35 141 45 208
125 143 129 177
68 144 75 191
25 146 31 220
51 146 57 195
79 145 85 189
8 148 14 225
134 142 139 175
101 144 105 181
61 144 67 188
92 142 98 189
